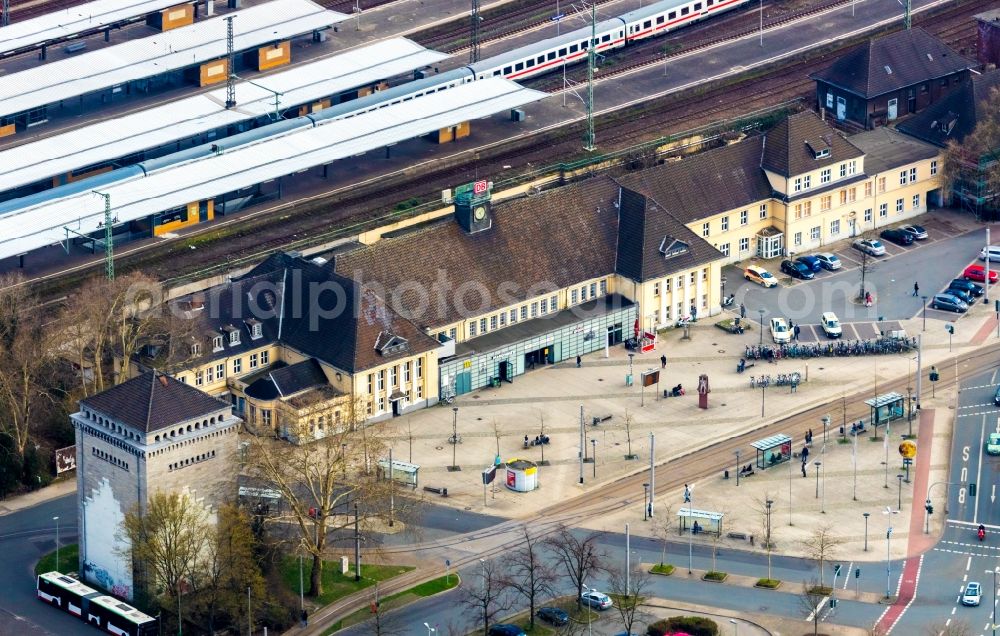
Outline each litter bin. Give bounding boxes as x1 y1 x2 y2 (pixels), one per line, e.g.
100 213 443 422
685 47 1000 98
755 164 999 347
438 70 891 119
625 374 633 387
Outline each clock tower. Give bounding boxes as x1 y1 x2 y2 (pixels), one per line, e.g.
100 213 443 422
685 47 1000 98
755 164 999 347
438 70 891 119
453 179 492 234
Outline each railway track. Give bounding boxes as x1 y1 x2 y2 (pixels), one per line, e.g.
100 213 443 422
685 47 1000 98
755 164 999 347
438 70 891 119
303 341 1000 633
6 0 89 21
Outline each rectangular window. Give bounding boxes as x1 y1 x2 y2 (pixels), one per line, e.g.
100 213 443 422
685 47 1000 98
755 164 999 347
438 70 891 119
249 353 258 369
551 294 558 308
377 396 385 413
450 328 457 339
229 330 240 345
469 321 477 337
417 358 423 379
520 306 527 321
739 237 749 252
232 358 242 374
821 168 831 184
689 272 696 284
490 315 497 330
830 219 840 236
900 171 907 186
701 269 707 281
479 318 487 333
262 410 271 426
600 280 607 295
196 370 204 386
912 194 920 209
510 309 517 323
261 350 269 365
811 226 821 241
848 187 856 203
579 285 587 301
720 243 730 256
499 312 506 327
206 366 214 383
848 160 856 175
213 336 223 352
681 6 689 15
930 160 938 176
909 167 917 183
590 283 597 297
368 373 373 394
794 232 802 246
803 175 812 189
215 363 224 379
864 181 872 197
702 222 710 237
701 294 708 309
740 210 748 225
377 370 385 391
390 366 398 387
896 198 904 212
571 289 578 304
878 177 886 193
880 202 888 217
404 361 411 383
416 383 423 399
664 278 670 292
721 216 729 231
794 203 803 220
540 299 548 315
794 177 802 193
820 195 832 211
865 208 872 222
803 200 812 216
653 282 660 296
839 190 847 206
840 163 847 178
676 276 683 289
760 204 767 219
530 303 538 318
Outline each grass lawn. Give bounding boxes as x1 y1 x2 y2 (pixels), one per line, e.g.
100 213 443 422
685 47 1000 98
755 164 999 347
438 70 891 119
35 543 79 576
279 558 414 607
322 574 459 634
650 563 675 575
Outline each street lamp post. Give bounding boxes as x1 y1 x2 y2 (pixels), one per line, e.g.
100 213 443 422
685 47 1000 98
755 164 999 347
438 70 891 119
814 460 821 499
686 485 694 574
734 449 742 486
451 407 459 470
53 516 60 572
921 295 928 331
758 309 765 345
760 382 766 418
822 415 830 444
820 455 826 513
643 483 650 520
863 512 870 551
897 474 904 510
765 499 773 581
884 507 899 600
591 439 597 478
788 453 793 525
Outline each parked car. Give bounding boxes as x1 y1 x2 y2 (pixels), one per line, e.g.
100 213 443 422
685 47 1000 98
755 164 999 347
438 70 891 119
963 264 999 284
931 293 968 313
537 607 569 626
980 246 1000 262
995 385 1000 407
780 259 814 280
880 228 914 246
853 238 886 256
814 252 842 270
581 590 613 610
770 317 791 344
962 582 982 606
744 265 778 288
795 255 823 272
949 278 984 297
945 287 974 305
986 432 1000 455
899 224 928 240
488 625 527 636
821 312 842 338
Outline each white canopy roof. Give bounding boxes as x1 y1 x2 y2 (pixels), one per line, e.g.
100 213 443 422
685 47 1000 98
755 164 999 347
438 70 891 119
0 0 347 118
0 78 544 258
0 38 446 193
0 0 191 56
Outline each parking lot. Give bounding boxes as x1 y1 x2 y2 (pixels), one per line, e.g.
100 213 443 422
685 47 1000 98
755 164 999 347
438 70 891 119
724 211 992 327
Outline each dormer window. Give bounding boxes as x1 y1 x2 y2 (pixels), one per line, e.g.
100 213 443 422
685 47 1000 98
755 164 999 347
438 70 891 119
213 335 224 352
375 332 409 356
229 329 240 346
805 139 831 160
658 237 689 259
190 342 201 356
247 319 263 340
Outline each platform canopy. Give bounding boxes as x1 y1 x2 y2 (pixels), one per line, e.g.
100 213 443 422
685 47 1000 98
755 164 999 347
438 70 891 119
0 38 447 194
864 392 904 409
0 0 193 57
750 433 792 451
0 77 545 259
0 0 347 118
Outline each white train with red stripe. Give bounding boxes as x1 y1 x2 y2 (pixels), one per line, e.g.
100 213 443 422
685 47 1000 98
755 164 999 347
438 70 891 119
466 0 752 81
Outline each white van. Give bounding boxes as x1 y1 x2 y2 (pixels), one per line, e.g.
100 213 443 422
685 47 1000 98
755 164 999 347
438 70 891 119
980 246 1000 262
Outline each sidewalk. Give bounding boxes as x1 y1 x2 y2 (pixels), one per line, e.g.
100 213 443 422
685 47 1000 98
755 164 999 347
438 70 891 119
0 477 76 517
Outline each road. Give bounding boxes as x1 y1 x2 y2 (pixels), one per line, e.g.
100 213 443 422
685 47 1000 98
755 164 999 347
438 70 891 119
0 493 89 636
729 220 991 328
889 368 1000 636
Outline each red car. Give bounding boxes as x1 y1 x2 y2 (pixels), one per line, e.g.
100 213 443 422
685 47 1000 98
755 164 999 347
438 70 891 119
964 264 999 283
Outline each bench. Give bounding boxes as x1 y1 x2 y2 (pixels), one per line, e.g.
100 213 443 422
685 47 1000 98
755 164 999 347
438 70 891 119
727 531 749 541
591 415 612 426
64 42 88 54
422 486 448 497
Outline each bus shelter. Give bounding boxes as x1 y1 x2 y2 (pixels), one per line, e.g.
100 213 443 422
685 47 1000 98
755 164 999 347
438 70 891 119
865 392 905 428
377 459 420 488
677 507 724 536
751 433 792 470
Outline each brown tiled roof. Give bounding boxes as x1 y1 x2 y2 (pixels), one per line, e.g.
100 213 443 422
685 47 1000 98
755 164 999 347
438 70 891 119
809 28 972 99
896 70 1000 147
335 176 621 329
617 137 772 224
761 111 864 177
614 188 724 282
81 371 228 433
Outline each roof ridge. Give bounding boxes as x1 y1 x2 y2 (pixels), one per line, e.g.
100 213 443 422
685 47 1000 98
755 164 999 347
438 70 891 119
146 370 156 431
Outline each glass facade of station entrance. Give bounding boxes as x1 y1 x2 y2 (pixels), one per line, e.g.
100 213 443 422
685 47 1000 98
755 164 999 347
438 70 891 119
438 295 637 397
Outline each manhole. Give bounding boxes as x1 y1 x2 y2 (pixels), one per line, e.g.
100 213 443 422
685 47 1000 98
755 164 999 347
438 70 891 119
435 446 443 450
477 417 482 421
718 349 726 354
598 378 604 382
721 403 727 407
819 367 825 370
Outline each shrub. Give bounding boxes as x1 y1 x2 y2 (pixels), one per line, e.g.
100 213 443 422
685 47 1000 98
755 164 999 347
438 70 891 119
647 616 719 636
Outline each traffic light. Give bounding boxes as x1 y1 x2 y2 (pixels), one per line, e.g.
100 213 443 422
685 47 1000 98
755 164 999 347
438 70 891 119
995 299 999 312
834 564 842 576
970 483 977 497
855 568 861 579
925 503 934 515
930 367 939 382
946 324 954 334
829 598 838 608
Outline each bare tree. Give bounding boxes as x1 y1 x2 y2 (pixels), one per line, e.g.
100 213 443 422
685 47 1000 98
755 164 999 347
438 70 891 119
538 411 546 463
360 583 405 636
652 503 675 569
856 232 877 302
623 410 636 459
246 400 400 597
607 563 651 636
798 579 826 636
707 504 733 575
492 419 501 460
502 525 555 630
545 526 605 608
801 523 844 589
461 557 513 636
752 494 776 582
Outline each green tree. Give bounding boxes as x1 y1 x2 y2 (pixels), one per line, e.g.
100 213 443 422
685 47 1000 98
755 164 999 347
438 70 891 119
941 86 1000 213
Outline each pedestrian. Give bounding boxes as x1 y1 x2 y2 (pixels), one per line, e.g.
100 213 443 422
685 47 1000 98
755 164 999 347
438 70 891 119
301 609 309 627
576 355 581 368
913 281 919 297
683 484 691 503
740 303 747 319
801 462 807 478
749 535 754 547
801 446 809 461
793 324 801 341
660 354 667 369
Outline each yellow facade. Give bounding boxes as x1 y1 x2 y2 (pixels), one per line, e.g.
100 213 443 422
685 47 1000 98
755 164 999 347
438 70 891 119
359 351 439 419
619 263 724 333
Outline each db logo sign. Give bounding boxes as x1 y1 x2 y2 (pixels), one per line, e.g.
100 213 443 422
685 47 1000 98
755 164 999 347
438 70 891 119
473 180 488 195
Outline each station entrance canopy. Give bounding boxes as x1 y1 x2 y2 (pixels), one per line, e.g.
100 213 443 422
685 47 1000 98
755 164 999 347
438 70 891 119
0 77 545 259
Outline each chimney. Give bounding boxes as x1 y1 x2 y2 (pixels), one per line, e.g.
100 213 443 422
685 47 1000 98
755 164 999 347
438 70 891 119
820 107 825 121
158 374 169 387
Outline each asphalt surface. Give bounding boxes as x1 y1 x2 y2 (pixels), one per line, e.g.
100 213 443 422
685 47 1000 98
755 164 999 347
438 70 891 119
889 367 1000 636
727 223 991 328
0 493 89 636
